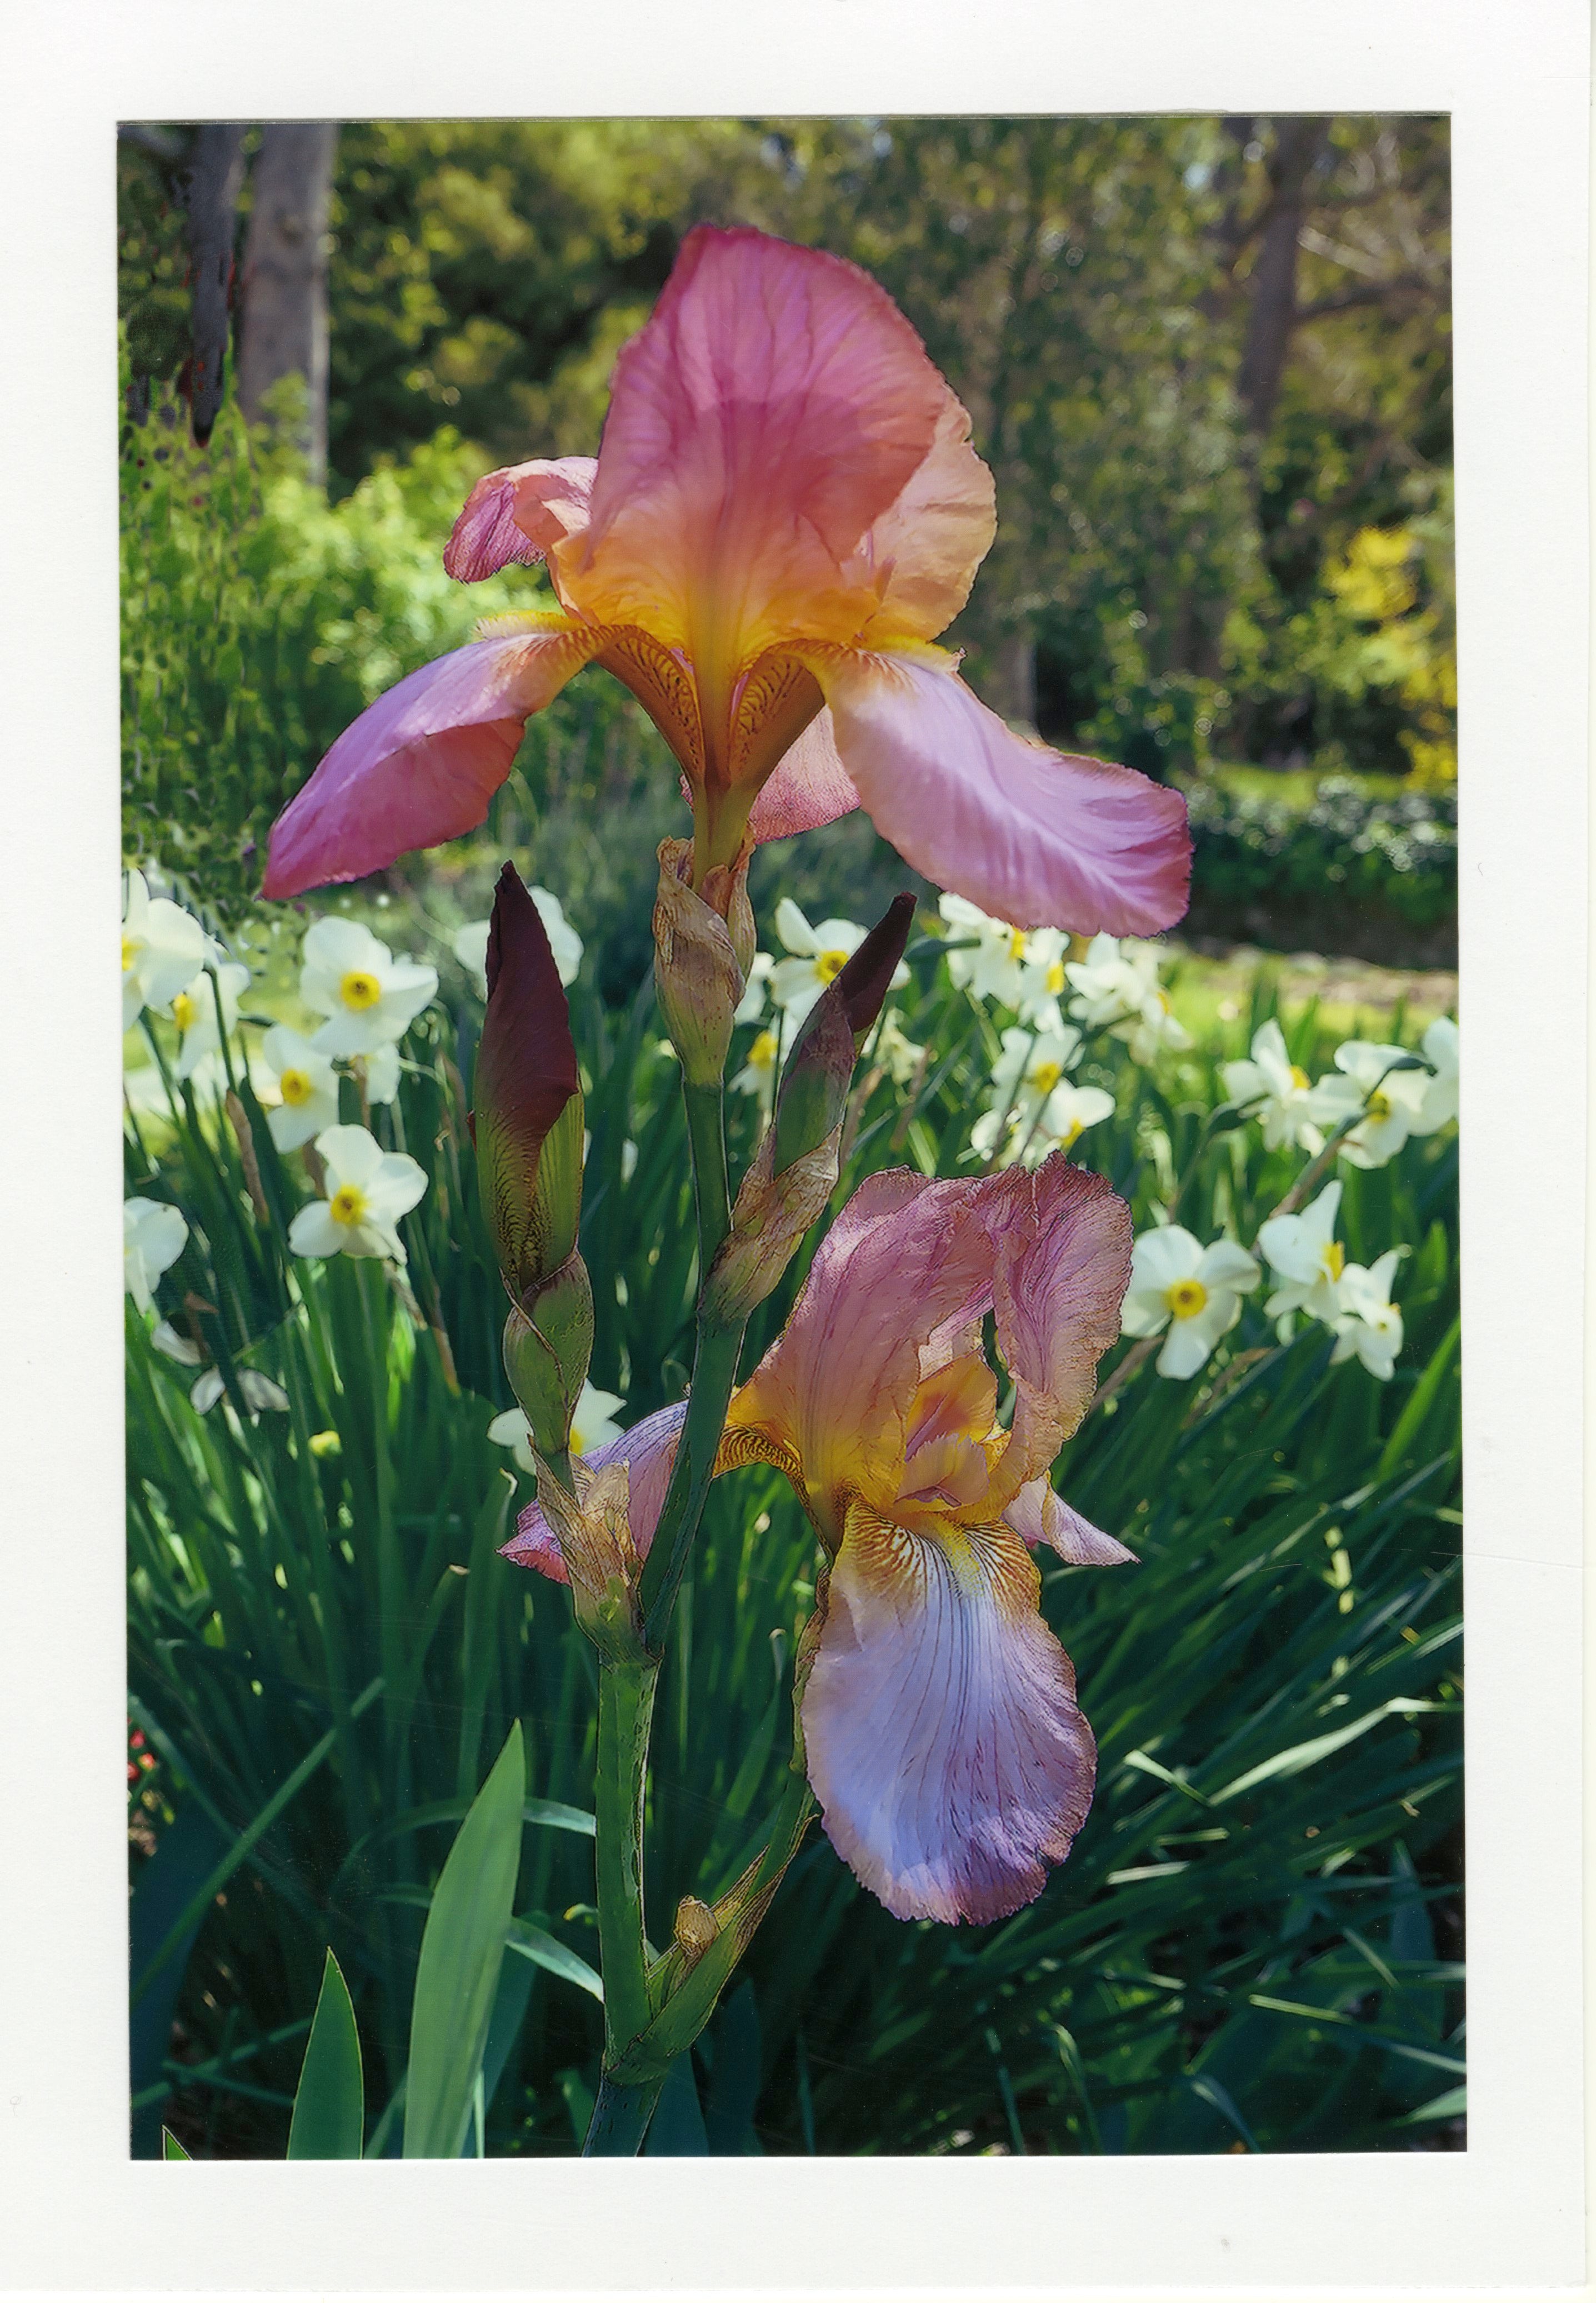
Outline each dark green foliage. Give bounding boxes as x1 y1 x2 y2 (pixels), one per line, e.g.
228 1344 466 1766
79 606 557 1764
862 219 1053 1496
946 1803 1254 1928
1183 775 1457 963
128 926 1459 2158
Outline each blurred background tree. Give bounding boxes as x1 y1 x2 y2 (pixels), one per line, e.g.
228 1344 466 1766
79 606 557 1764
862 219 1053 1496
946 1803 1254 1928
118 114 1453 935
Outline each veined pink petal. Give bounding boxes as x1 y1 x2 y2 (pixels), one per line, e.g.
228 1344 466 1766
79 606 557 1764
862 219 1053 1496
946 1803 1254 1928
852 396 997 646
1004 1476 1137 1566
557 226 949 660
726 1170 994 1526
500 1400 687 1584
263 627 599 898
802 647 1192 935
802 1506 1095 1923
443 457 598 583
746 708 861 844
975 1157 1133 1504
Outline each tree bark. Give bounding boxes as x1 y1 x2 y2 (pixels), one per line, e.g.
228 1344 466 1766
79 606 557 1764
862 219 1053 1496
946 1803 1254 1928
979 630 1038 730
1236 116 1330 444
183 125 247 446
237 123 338 486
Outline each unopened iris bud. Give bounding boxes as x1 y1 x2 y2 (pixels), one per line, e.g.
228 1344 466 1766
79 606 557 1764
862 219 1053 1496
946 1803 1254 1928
472 862 593 1451
773 893 916 1176
652 838 751 1086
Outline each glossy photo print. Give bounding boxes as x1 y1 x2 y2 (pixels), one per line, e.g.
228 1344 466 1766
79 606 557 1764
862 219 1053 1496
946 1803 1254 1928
119 115 1460 2162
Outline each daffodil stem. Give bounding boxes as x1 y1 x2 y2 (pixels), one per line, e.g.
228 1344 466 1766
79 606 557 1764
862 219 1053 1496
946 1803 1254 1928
593 1658 660 2060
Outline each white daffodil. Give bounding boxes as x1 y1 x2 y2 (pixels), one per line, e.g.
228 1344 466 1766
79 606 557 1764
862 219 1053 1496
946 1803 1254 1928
971 1074 1115 1167
1115 991 1193 1067
1221 1018 1324 1154
1064 933 1147 1027
259 1026 340 1151
487 1382 627 1476
733 950 773 1025
768 898 908 1026
171 962 252 1083
287 1125 426 1263
970 1024 1104 1164
1013 928 1071 1031
1119 1225 1261 1380
360 1043 401 1106
124 1197 187 1313
872 1007 927 1088
1310 1040 1428 1168
938 893 1032 1006
451 886 583 996
1412 1015 1458 1135
1329 1250 1405 1380
1066 933 1189 1062
301 917 438 1057
151 1318 201 1367
189 1366 292 1417
1257 1179 1350 1335
122 870 214 1031
730 1025 782 1116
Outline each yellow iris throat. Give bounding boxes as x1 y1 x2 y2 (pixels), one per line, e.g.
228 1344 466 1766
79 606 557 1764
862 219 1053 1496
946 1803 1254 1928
339 969 383 1011
171 991 198 1032
815 948 849 983
329 1184 369 1227
279 1067 313 1107
1166 1277 1208 1319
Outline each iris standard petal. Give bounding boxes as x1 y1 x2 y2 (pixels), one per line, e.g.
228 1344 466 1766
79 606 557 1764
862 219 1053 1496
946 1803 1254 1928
726 1170 994 1520
745 710 862 843
801 1505 1096 1924
851 394 997 646
1003 1477 1137 1566
556 226 949 661
443 456 597 582
263 626 601 898
975 1157 1134 1501
501 1400 688 1583
801 647 1192 935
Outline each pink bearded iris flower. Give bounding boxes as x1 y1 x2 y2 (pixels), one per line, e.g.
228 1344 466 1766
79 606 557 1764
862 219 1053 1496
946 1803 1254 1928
264 225 1189 934
504 1152 1136 1924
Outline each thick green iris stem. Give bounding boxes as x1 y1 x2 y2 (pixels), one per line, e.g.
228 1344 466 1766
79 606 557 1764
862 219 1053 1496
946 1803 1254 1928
594 1658 659 2059
583 2070 666 2159
612 1760 817 2085
682 1077 732 1269
634 1076 743 1652
637 1319 744 1653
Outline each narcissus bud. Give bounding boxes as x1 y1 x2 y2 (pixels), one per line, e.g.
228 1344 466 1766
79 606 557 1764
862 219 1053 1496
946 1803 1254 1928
772 893 916 1177
472 862 593 1452
652 838 751 1086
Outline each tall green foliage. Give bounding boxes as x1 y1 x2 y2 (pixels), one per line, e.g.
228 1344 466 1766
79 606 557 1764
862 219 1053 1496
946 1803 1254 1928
127 914 1459 2157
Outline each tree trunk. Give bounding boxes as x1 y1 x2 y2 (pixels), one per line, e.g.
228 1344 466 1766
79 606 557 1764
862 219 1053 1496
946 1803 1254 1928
184 125 247 446
237 123 338 486
1236 116 1330 444
980 630 1038 730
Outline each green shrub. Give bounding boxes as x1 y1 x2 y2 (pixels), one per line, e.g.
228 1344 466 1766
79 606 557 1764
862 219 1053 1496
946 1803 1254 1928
1183 773 1457 961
